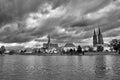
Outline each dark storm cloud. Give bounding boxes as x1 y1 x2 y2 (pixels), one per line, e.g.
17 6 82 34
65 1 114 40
0 0 70 43
0 0 39 25
0 24 34 43
0 0 69 25
0 35 33 43
52 0 70 9
84 0 111 14
70 19 94 27
0 0 120 44
0 13 14 26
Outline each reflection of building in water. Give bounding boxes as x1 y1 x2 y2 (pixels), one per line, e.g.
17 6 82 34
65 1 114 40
94 56 108 79
63 43 77 52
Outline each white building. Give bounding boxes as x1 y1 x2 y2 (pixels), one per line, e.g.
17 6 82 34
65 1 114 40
103 44 111 51
24 48 33 54
63 43 77 52
94 43 111 52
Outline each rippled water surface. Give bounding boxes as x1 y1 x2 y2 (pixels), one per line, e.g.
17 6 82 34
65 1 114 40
0 55 120 80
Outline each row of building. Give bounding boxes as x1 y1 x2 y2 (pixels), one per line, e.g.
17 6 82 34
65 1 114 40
43 35 76 52
41 27 111 52
3 27 112 54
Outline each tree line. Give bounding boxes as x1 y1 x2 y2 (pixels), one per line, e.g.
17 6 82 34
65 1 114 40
110 39 120 52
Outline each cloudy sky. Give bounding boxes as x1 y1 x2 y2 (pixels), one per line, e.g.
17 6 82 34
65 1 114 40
0 0 120 47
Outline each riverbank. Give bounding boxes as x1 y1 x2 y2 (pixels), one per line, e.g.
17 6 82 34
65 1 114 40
3 52 120 56
84 52 119 55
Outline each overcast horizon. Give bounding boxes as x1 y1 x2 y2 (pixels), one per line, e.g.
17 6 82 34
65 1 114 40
0 0 120 47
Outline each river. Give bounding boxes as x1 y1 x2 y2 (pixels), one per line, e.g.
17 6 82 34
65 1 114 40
0 55 120 80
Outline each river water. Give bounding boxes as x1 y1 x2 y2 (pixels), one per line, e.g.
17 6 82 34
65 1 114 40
0 55 120 80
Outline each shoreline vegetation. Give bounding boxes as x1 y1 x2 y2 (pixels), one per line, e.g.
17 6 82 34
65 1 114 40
1 52 120 56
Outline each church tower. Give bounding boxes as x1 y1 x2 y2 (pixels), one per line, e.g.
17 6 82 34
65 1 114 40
47 34 51 49
93 29 97 47
98 27 104 44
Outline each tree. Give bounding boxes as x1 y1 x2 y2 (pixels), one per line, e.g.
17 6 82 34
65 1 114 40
77 45 82 53
110 39 120 52
1 46 6 54
97 46 104 52
89 47 93 52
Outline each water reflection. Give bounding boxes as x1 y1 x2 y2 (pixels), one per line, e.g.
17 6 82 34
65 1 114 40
0 56 4 79
0 55 120 80
94 56 108 79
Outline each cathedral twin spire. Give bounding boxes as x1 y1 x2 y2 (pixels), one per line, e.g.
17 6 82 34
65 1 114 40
93 27 104 47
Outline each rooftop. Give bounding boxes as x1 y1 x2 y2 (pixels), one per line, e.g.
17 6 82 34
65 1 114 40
64 43 76 47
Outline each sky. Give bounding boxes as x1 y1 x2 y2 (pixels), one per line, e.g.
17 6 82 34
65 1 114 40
0 0 120 48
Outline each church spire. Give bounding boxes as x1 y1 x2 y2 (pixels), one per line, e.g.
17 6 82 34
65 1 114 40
94 29 96 35
47 34 50 44
98 27 101 35
98 27 104 44
93 29 97 47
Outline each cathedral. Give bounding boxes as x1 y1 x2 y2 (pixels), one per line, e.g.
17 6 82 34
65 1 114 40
43 35 58 49
93 27 104 47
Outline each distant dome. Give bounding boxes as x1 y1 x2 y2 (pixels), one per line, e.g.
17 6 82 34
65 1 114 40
64 43 75 47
